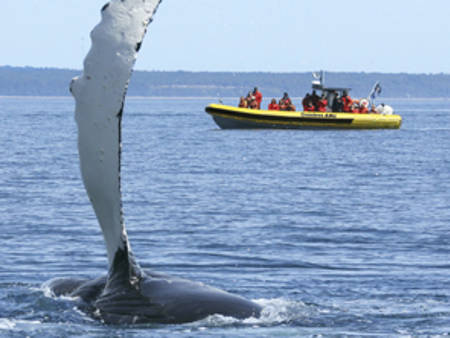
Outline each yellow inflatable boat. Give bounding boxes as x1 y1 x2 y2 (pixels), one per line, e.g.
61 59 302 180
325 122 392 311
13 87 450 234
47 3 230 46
205 104 402 130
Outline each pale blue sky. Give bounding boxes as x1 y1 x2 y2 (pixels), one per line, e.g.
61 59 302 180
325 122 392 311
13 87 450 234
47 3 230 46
1 0 449 73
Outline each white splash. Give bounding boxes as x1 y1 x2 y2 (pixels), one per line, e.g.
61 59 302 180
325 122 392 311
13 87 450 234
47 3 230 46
0 318 41 331
191 298 312 327
70 0 161 265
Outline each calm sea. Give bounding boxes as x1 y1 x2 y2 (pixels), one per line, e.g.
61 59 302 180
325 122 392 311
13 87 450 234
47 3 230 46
0 96 449 336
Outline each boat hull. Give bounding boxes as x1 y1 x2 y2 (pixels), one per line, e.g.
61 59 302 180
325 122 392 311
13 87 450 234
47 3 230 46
205 104 402 130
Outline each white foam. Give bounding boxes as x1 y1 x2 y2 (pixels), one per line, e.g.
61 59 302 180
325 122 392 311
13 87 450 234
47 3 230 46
191 298 310 327
0 318 15 330
0 318 41 331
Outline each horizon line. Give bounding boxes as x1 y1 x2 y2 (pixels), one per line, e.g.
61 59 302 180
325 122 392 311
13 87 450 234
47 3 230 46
1 65 449 76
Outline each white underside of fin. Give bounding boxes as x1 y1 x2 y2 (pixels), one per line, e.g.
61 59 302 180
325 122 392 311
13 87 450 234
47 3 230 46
71 0 161 266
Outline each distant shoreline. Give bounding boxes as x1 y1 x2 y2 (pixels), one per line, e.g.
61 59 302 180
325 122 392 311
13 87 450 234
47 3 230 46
1 66 450 98
2 95 449 101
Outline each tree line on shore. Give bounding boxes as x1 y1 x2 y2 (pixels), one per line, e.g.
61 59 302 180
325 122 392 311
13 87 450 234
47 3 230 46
1 66 449 98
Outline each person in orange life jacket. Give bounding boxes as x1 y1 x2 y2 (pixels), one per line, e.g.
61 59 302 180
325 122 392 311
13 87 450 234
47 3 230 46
350 100 360 113
359 104 369 114
252 87 263 109
238 96 248 108
302 93 312 111
317 94 328 112
246 92 256 109
341 90 353 112
311 90 320 109
279 92 292 111
268 98 280 110
304 101 315 111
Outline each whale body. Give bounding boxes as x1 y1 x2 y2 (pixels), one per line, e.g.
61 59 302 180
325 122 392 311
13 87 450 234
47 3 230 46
48 0 261 324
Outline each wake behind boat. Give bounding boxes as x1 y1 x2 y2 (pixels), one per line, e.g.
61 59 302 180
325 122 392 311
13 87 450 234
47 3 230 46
205 72 402 130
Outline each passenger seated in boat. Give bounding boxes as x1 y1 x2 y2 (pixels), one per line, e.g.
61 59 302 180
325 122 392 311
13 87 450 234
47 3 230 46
350 100 360 114
359 105 369 114
341 90 353 112
253 87 263 109
238 96 248 108
359 99 369 114
311 90 320 108
317 94 328 112
279 92 295 111
246 92 258 109
370 104 378 114
287 103 296 111
268 98 280 111
302 93 312 111
332 94 343 112
304 102 315 111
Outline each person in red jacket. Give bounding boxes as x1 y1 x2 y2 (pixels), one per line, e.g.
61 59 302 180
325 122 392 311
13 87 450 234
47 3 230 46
279 92 292 111
302 93 312 111
359 99 369 114
351 100 360 114
317 95 328 112
359 105 369 114
252 87 263 109
304 102 315 111
341 91 352 112
268 98 280 110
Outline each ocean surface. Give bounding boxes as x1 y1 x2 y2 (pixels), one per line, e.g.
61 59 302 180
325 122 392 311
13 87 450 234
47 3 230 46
0 96 449 336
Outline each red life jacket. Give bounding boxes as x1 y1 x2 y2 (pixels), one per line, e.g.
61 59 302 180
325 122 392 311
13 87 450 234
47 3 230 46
268 103 280 111
254 91 263 105
342 96 352 112
359 106 369 114
318 99 328 112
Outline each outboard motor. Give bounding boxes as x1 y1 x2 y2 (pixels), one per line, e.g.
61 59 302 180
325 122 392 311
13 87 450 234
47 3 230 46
376 104 394 115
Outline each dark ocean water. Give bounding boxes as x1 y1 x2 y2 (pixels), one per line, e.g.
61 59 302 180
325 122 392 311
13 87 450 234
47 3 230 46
0 96 449 336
